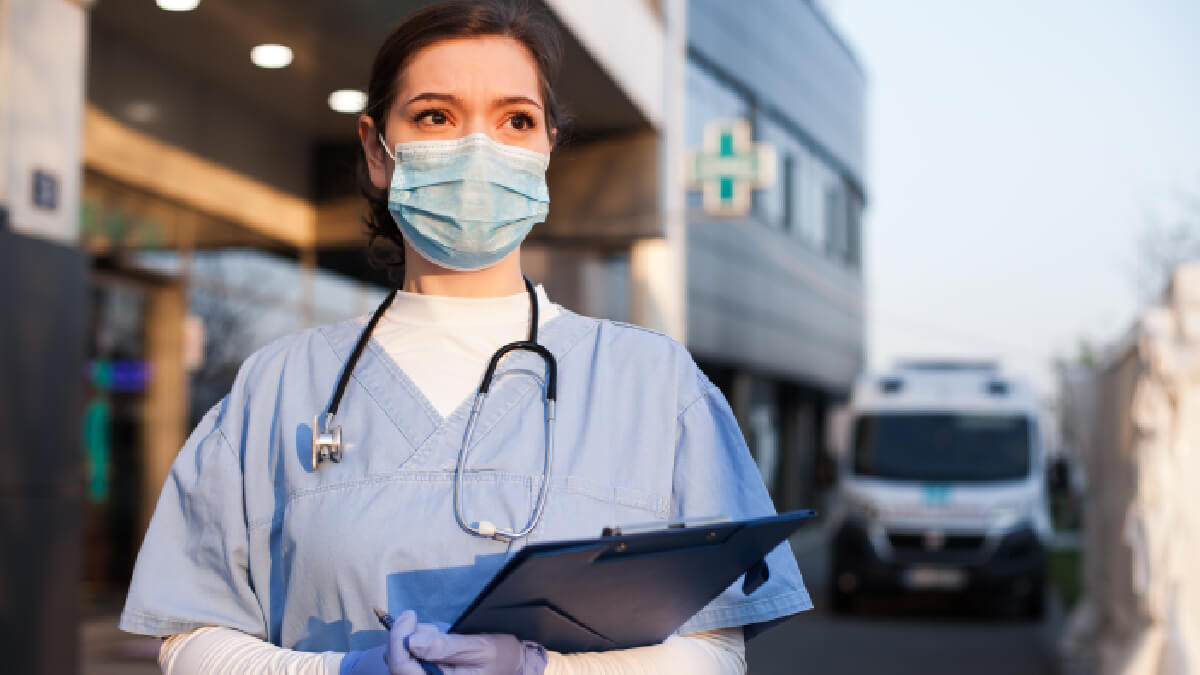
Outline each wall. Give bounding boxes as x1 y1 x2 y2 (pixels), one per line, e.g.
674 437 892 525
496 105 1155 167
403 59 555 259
1062 265 1200 674
688 215 864 392
0 0 87 244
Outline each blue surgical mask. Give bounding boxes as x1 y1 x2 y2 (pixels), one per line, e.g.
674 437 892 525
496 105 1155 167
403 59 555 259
380 132 550 271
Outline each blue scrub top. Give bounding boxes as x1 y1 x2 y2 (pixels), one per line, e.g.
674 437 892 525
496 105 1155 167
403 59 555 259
120 309 811 651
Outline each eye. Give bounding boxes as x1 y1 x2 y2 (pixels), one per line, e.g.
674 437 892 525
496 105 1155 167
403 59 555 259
506 112 537 131
413 109 450 126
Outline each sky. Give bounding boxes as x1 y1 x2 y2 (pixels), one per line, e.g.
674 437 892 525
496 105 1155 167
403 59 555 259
821 0 1200 396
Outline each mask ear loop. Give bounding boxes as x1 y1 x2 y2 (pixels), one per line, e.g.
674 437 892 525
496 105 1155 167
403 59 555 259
377 132 396 162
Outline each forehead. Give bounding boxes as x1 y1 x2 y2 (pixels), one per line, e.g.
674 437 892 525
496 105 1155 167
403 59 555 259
398 36 542 101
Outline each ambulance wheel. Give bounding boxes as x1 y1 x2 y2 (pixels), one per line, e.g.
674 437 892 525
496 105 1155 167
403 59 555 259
1022 578 1046 620
830 566 858 615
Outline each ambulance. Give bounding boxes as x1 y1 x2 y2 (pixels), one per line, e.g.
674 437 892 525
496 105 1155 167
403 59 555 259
831 362 1051 617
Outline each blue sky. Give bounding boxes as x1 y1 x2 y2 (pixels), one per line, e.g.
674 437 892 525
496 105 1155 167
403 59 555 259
822 0 1200 394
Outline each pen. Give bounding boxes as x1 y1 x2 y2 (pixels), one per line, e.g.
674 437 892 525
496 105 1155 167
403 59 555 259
373 606 394 631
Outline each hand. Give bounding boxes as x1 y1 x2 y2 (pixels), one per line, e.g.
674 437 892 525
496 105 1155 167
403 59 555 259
406 630 548 675
341 610 433 675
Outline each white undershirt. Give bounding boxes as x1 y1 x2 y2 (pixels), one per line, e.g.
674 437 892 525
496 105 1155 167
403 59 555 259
368 284 562 419
159 626 746 674
156 286 747 674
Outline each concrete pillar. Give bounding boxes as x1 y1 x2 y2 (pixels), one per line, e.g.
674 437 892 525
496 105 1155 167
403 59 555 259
0 0 89 244
0 229 88 674
630 0 687 340
0 3 91 672
0 0 8 219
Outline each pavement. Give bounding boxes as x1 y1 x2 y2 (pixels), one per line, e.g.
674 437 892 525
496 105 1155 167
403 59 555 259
746 589 1064 675
81 614 160 675
744 524 1067 675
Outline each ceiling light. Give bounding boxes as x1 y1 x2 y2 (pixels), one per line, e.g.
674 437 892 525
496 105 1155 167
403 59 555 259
156 0 201 11
251 44 293 69
328 89 367 114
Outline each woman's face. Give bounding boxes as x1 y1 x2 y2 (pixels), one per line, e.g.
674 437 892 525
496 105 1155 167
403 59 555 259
361 36 553 191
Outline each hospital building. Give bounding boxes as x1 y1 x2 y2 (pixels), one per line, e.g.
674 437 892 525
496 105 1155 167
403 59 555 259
0 1 865 670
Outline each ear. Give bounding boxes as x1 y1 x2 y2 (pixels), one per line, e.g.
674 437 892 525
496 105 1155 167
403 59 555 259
358 115 391 190
549 126 558 151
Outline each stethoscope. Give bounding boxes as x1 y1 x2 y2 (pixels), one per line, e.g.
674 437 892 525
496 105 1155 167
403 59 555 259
312 276 557 543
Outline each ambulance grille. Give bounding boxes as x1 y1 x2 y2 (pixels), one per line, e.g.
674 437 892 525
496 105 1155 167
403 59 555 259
888 533 986 552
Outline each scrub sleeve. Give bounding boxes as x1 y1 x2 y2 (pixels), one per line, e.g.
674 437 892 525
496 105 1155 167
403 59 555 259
119 397 267 639
671 379 813 638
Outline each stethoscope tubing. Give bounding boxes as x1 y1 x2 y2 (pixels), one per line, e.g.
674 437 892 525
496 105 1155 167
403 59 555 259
315 276 557 543
454 388 555 543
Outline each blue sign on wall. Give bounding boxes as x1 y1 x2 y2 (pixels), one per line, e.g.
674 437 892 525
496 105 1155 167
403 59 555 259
32 169 59 211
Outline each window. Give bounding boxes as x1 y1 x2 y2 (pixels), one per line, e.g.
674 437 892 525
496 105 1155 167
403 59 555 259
782 154 796 232
685 59 862 271
756 115 799 231
799 148 828 250
686 63 748 147
846 190 863 269
824 181 846 261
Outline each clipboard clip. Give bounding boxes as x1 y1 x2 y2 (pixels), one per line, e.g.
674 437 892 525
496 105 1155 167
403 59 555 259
599 515 770 594
600 515 731 537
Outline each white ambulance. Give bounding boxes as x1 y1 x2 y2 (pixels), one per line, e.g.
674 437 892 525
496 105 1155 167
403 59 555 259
831 361 1052 617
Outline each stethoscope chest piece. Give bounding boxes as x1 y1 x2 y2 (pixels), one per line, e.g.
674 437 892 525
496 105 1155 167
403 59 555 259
312 412 343 470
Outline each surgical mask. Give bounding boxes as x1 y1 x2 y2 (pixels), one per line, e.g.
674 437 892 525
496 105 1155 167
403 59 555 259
379 132 550 271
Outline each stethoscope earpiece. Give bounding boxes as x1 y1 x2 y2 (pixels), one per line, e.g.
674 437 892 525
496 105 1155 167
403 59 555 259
312 412 343 471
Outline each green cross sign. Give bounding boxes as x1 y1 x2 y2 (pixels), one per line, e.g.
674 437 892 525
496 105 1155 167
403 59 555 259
687 119 777 217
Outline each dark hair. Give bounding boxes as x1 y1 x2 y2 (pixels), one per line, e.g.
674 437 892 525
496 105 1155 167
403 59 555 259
358 0 565 283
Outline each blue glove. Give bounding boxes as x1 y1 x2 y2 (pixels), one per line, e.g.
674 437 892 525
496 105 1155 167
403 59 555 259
406 629 548 675
340 644 391 675
341 610 434 675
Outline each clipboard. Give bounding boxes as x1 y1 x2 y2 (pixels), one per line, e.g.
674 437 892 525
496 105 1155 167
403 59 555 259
451 509 816 653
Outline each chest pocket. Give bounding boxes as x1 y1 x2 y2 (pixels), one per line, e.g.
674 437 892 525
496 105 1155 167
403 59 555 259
452 469 540 535
275 471 533 642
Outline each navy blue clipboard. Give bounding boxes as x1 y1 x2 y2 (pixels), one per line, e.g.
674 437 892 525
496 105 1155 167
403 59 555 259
450 509 816 653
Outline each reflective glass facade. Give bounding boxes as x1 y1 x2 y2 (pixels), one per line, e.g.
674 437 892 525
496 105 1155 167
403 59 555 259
687 60 862 270
685 0 867 508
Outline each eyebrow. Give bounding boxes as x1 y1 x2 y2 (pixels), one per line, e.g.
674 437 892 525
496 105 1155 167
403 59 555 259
494 95 543 110
404 92 543 110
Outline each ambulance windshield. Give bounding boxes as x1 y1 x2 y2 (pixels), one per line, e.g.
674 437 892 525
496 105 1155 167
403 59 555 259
852 413 1031 482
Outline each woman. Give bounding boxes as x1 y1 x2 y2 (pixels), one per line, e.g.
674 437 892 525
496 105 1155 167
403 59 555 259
120 2 810 673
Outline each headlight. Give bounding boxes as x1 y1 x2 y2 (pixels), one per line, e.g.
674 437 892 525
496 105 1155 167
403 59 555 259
990 501 1030 530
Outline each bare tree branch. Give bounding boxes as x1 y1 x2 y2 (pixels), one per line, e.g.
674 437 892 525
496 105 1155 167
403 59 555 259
1137 192 1200 301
